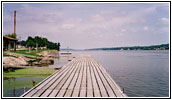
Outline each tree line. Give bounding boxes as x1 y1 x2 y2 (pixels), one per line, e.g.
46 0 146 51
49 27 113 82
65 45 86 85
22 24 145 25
5 33 16 38
18 36 60 51
87 44 169 50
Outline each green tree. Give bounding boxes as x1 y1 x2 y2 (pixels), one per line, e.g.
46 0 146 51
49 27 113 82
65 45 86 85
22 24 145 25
6 33 16 39
57 42 60 51
26 39 35 47
26 36 35 47
17 40 26 46
34 36 49 47
25 36 61 50
34 36 41 51
42 38 48 47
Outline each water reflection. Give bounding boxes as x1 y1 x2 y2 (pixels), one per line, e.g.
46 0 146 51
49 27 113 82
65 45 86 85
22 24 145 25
49 52 73 68
3 77 43 97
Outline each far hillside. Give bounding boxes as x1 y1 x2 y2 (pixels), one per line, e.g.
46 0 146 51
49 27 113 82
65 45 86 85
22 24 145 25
87 44 169 51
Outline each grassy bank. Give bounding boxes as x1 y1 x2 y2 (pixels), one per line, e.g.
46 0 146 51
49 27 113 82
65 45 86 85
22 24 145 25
3 68 56 78
11 49 49 56
3 53 18 58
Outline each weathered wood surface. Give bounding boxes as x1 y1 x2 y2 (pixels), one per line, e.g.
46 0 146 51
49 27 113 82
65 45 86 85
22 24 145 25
21 54 127 97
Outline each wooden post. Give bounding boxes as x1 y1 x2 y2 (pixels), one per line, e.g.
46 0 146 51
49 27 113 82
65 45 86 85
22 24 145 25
36 43 38 52
8 41 11 51
14 41 16 51
24 87 26 93
13 88 16 97
29 47 31 52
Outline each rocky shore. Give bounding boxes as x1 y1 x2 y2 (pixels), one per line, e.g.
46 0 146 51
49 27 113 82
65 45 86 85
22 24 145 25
3 50 59 68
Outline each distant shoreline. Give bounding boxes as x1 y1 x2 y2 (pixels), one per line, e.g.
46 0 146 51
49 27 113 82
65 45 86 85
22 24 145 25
86 43 169 51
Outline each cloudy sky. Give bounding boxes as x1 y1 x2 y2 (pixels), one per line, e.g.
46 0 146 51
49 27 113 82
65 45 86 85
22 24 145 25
3 3 169 49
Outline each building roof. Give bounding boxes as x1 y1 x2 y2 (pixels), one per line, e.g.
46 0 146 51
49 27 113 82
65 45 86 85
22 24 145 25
3 36 18 41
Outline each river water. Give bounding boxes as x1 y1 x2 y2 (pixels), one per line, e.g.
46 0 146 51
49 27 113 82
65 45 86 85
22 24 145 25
70 50 169 97
3 77 43 97
3 50 169 97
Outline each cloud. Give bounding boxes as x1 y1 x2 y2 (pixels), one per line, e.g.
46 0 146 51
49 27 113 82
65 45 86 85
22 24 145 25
92 14 105 22
160 17 169 24
3 3 169 49
143 26 149 31
120 29 127 32
61 24 75 29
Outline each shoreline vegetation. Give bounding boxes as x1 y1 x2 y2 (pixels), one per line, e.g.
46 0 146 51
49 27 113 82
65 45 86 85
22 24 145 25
11 49 48 56
3 49 59 79
3 67 56 78
3 35 62 96
86 43 169 51
3 49 59 96
3 49 59 67
3 33 62 96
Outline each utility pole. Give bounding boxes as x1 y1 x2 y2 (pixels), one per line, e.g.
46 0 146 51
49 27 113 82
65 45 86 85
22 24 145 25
14 10 16 37
14 10 17 51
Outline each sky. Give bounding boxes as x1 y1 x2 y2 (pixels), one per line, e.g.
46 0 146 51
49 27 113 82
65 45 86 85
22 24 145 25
3 3 169 49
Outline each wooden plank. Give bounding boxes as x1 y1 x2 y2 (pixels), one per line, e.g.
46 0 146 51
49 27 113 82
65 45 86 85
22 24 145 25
24 89 38 97
79 89 86 97
94 61 125 97
93 62 116 97
48 90 58 97
87 89 93 97
54 61 79 97
79 59 87 97
22 54 126 97
57 62 79 97
32 60 78 97
47 60 79 89
56 90 66 97
23 68 63 97
44 63 76 97
91 60 108 97
89 60 101 97
72 58 84 97
41 90 52 97
35 60 75 90
86 60 93 97
61 62 80 90
64 62 82 97
64 89 73 97
72 89 80 97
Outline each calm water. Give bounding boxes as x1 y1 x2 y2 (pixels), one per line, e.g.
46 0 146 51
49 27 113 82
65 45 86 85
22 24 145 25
3 50 169 97
3 77 43 97
49 55 73 68
71 50 169 97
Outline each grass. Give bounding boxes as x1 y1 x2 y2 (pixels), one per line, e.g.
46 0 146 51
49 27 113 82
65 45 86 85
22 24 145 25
3 53 18 58
3 68 56 78
11 49 49 56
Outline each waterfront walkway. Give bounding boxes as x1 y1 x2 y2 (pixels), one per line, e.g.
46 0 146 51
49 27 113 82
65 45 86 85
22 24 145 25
21 54 127 97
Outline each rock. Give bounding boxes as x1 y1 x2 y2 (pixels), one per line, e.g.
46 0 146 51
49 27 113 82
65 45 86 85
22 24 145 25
47 55 55 58
38 50 59 58
32 62 41 66
37 53 44 57
39 57 54 66
38 51 49 57
3 57 28 66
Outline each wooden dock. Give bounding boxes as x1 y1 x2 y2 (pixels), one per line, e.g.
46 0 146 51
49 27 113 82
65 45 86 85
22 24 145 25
21 54 127 97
